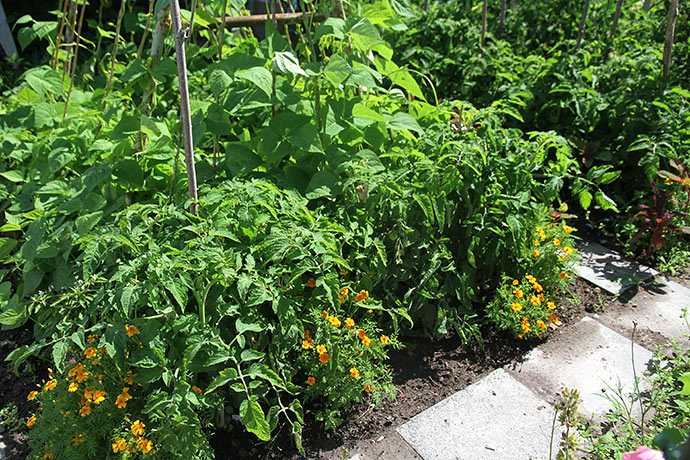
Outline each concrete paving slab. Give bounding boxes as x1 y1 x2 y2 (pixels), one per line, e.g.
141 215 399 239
396 369 562 460
507 317 653 417
341 431 422 460
573 241 658 294
596 278 690 348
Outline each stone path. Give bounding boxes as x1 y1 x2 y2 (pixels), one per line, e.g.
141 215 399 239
345 242 690 460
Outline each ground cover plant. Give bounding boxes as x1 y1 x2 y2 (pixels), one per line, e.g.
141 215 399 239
0 0 684 457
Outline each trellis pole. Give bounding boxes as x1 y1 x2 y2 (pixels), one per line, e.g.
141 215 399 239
170 0 199 215
663 0 680 79
498 0 507 39
576 0 590 49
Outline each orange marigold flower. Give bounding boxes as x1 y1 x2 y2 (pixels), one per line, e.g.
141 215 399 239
559 272 568 280
68 382 79 393
553 238 561 246
345 318 355 330
27 391 38 400
135 437 154 453
316 344 327 354
350 368 360 378
43 453 53 459
301 339 314 349
87 334 96 343
536 227 546 240
319 353 330 364
321 310 329 319
513 288 524 299
530 295 541 306
305 278 316 288
307 377 315 386
92 390 106 404
534 240 540 247
124 371 136 385
329 316 341 327
547 302 556 310
92 358 101 365
380 335 390 344
112 438 127 453
131 420 145 437
116 388 132 409
44 379 57 391
548 314 560 323
533 250 540 258
84 347 97 359
79 404 91 417
339 268 346 276
125 325 139 336
512 279 519 286
340 287 349 298
192 386 202 395
526 275 536 282
563 225 574 233
355 290 369 302
361 336 372 347
511 302 522 311
563 246 574 255
26 415 36 427
537 320 547 329
517 334 524 340
363 385 373 393
532 282 543 293
357 329 367 340
72 434 84 446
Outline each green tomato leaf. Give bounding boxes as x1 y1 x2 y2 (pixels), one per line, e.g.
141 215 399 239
240 395 271 441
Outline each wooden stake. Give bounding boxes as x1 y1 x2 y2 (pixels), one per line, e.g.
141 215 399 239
170 0 199 215
137 0 156 58
218 11 326 28
63 0 86 119
609 0 624 39
498 0 507 39
576 0 591 49
663 0 679 79
104 0 127 98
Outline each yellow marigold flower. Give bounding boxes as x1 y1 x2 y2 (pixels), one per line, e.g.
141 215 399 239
84 347 97 359
534 240 540 247
530 295 541 306
307 377 315 386
84 387 94 400
361 336 372 347
125 324 139 336
559 272 568 280
305 278 316 288
538 293 545 301
345 318 355 330
513 288 524 299
548 314 560 323
339 268 346 276
92 357 101 365
512 279 519 286
547 302 557 311
44 379 57 391
329 316 341 328
27 391 38 400
321 310 329 318
72 434 84 446
355 290 369 302
43 453 53 459
521 322 530 333
564 246 574 255
532 282 543 293
363 384 373 393
526 274 536 282
357 329 367 340
92 390 106 404
558 255 566 262
511 302 522 311
79 404 92 417
380 335 390 344
124 371 136 385
192 386 202 395
304 330 311 340
340 287 349 298
136 437 154 453
87 334 96 343
116 388 132 409
301 339 314 349
131 420 145 437
553 238 561 246
68 382 79 393
517 334 524 340
350 368 360 378
26 415 36 427
64 411 71 417
533 249 540 258
316 344 327 354
563 225 574 233
319 353 330 363
537 320 547 329
112 438 127 453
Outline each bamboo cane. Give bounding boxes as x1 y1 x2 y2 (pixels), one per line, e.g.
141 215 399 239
63 0 87 119
663 0 679 79
498 0 507 39
576 0 590 49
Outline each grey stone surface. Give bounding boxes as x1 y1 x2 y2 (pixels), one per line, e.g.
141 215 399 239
396 369 562 460
596 278 690 348
507 317 653 417
340 432 422 460
573 240 658 294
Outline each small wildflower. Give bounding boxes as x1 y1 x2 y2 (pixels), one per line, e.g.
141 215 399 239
532 282 543 293
363 385 373 393
517 334 524 340
124 371 136 385
553 238 561 246
361 336 372 347
72 434 84 446
319 353 330 363
513 288 524 299
563 246 574 255
112 439 127 453
559 272 568 280
115 388 132 409
533 249 540 258
548 314 560 323
44 379 57 391
536 227 546 240
547 302 557 310
68 382 79 392
85 347 97 359
131 420 145 437
355 290 369 302
192 386 202 395
87 334 96 343
339 268 346 276
64 411 71 417
563 225 574 233
537 320 547 329
321 310 329 318
305 278 316 288
26 415 36 427
380 335 390 344
43 453 53 459
530 295 541 306
340 287 349 298
301 339 314 349
526 275 536 283
27 391 38 400
357 329 367 340
92 390 106 404
79 404 92 416
125 325 139 336
316 345 327 354
136 436 154 453
511 302 522 311
534 240 540 247
345 318 355 330
512 279 519 286
307 377 315 386
350 368 360 378
329 316 341 328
